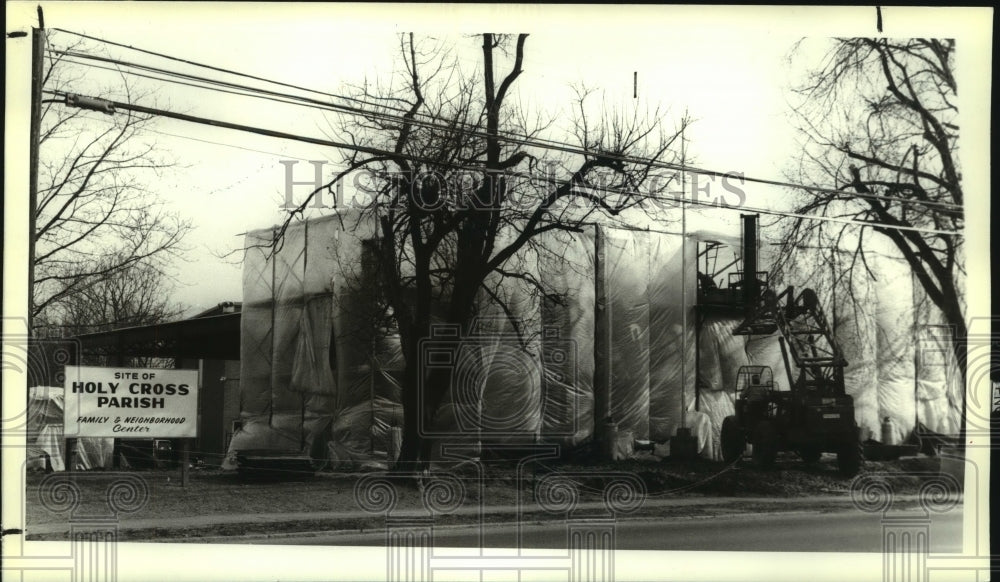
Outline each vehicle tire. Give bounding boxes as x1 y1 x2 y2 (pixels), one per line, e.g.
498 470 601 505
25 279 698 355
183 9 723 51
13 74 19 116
752 421 778 468
721 416 744 463
837 431 864 477
798 447 822 463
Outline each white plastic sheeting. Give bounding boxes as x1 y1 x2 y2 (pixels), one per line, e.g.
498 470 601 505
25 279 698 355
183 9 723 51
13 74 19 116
913 302 964 436
27 386 114 471
538 229 596 448
696 316 746 460
647 232 697 443
873 254 917 444
228 213 404 469
830 261 881 441
596 226 651 439
232 215 702 464
477 234 544 440
425 230 546 446
232 210 963 466
594 225 699 444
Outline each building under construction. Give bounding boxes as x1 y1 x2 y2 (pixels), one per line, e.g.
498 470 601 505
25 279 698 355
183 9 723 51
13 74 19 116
224 209 964 469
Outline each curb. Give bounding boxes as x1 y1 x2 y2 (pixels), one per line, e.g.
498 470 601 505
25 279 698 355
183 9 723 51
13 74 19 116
168 504 953 544
28 494 962 542
25 495 962 542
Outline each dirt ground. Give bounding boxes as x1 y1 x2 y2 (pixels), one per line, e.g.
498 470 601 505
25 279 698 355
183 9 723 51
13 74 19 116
23 452 950 541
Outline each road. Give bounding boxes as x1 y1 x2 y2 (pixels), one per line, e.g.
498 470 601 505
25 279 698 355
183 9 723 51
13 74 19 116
273 508 964 553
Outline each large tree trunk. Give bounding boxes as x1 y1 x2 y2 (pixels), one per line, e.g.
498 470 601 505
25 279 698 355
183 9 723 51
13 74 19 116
395 346 460 471
395 344 424 471
394 280 480 471
942 302 968 442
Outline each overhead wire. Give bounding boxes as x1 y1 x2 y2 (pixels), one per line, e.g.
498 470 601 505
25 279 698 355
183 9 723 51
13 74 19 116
42 81 962 238
47 31 964 216
40 87 517 173
53 54 316 111
51 45 630 163
49 27 399 113
58 47 963 218
49 48 359 114
70 108 329 162
48 34 963 215
572 185 960 236
45 29 965 227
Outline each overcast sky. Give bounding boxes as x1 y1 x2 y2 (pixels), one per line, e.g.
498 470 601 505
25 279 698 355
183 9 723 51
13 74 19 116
5 4 991 319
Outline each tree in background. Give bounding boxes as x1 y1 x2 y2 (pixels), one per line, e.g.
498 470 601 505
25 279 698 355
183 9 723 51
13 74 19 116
36 260 184 337
33 37 190 337
280 33 690 469
780 38 965 383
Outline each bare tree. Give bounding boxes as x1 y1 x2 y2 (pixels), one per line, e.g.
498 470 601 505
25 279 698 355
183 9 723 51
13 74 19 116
36 260 184 337
33 37 190 335
779 38 965 382
280 33 689 469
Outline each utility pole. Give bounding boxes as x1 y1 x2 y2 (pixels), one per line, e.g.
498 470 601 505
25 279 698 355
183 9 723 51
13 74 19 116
680 126 687 427
28 6 45 335
671 124 697 460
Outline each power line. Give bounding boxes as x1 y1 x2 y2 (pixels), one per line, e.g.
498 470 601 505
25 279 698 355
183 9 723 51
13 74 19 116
50 48 350 114
53 54 315 111
150 130 332 162
579 186 961 237
46 86 961 237
67 45 962 217
44 88 479 171
48 28 964 215
63 93 953 237
73 108 328 161
49 28 412 118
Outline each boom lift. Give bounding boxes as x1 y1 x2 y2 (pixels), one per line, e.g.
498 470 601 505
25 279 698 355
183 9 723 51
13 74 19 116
716 215 863 476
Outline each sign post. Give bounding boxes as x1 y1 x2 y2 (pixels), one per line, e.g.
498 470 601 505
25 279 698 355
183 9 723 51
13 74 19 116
181 440 191 487
64 366 199 485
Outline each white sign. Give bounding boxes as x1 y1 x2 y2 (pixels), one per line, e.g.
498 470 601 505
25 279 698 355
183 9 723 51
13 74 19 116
64 366 199 438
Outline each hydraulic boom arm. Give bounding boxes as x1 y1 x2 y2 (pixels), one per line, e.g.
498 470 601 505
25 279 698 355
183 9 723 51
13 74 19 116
735 285 847 395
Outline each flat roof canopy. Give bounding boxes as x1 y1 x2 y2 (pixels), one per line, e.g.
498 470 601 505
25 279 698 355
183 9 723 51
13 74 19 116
73 312 241 361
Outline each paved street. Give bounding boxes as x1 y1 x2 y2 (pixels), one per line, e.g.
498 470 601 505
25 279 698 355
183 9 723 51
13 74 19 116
275 508 964 553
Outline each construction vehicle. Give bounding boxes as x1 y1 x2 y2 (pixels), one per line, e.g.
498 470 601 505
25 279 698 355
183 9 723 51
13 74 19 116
714 215 863 476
